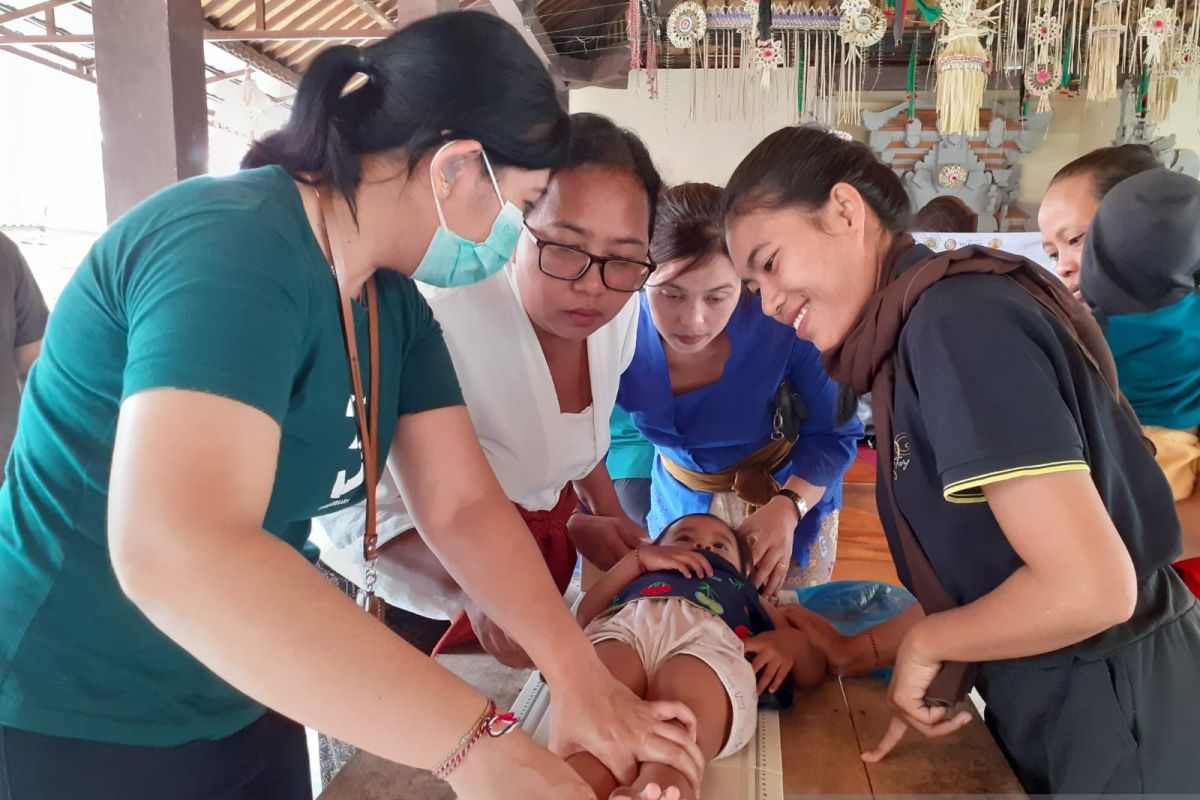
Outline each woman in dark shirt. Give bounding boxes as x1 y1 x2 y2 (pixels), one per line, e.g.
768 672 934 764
720 125 1200 794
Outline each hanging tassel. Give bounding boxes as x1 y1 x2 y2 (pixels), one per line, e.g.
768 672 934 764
628 0 642 72
907 34 919 120
1061 27 1074 90
645 5 660 99
1136 66 1152 115
1088 0 1124 100
894 0 909 45
797 43 807 119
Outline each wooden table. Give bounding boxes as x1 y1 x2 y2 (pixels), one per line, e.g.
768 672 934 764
781 678 1024 797
320 651 1023 799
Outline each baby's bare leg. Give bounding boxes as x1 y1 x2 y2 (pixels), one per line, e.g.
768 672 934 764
612 654 732 800
566 639 648 798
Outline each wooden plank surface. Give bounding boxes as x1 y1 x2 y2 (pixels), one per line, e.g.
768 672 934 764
780 681 873 796
846 679 1025 797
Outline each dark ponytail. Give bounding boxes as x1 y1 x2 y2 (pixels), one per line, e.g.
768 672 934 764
721 125 911 232
242 11 569 213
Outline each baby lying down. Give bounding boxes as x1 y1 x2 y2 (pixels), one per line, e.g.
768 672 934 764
568 513 825 800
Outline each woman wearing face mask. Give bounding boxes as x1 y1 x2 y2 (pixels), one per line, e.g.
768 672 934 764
723 125 1200 794
0 15 703 800
618 183 862 597
1038 144 1160 303
320 112 661 667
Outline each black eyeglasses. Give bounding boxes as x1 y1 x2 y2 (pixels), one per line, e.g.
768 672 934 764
524 226 655 293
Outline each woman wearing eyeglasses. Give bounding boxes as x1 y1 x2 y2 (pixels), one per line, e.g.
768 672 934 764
617 183 862 597
319 113 662 666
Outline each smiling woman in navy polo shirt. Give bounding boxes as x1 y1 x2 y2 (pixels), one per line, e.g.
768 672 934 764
721 124 1200 795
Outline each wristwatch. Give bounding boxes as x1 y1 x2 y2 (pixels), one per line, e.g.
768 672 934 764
774 488 808 524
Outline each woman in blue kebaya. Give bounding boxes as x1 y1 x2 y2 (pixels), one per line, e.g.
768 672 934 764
619 182 861 596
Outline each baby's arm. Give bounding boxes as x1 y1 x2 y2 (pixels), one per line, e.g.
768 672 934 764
577 550 643 627
577 545 714 628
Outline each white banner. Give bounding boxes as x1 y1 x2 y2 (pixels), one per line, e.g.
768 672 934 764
912 231 1056 273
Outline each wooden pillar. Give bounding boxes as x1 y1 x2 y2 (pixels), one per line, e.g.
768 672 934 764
93 0 208 222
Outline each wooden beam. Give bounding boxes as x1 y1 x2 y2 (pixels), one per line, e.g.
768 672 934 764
0 26 92 80
346 0 394 29
206 69 243 83
0 27 396 44
202 20 301 87
271 3 364 60
0 0 74 26
255 0 265 29
43 3 52 31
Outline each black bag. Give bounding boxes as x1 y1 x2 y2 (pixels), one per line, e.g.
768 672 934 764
772 379 807 441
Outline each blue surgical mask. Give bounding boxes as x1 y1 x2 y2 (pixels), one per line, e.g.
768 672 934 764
412 143 523 288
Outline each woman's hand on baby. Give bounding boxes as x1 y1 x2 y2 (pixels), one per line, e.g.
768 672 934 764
636 545 714 579
781 604 863 676
569 515 650 571
737 497 797 595
743 631 798 694
549 667 705 792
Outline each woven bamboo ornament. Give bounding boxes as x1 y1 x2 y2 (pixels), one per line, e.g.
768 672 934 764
668 1 709 47
1025 4 1064 112
838 0 887 122
1137 0 1177 66
1087 0 1126 101
935 0 1002 135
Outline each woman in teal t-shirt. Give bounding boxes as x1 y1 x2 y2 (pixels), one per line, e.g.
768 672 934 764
0 12 702 800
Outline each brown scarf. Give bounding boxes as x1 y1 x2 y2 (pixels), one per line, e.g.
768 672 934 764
823 235 1133 705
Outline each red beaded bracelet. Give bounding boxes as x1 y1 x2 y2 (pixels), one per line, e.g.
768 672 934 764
432 700 520 782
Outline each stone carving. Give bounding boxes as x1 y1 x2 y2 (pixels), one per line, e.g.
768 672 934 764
864 99 1050 231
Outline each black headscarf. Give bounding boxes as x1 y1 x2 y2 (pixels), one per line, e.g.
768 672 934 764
1081 168 1200 318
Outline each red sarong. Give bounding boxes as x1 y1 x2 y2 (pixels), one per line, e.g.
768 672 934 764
431 484 578 656
1176 557 1200 598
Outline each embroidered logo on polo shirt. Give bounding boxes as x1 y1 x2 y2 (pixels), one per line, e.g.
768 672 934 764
893 432 912 480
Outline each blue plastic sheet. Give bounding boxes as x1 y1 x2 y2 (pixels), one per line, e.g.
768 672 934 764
793 580 917 636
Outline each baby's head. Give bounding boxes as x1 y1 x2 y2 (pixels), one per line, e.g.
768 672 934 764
659 513 752 576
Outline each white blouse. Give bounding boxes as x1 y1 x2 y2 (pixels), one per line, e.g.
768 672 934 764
317 265 639 613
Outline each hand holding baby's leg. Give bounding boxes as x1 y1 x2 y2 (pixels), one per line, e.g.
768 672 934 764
568 640 650 797
611 653 733 800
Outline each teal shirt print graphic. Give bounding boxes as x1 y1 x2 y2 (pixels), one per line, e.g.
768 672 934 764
610 551 774 638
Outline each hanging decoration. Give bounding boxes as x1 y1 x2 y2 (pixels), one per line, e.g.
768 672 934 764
668 1 709 47
1179 37 1200 75
1137 0 1178 66
906 32 920 123
935 0 1001 135
627 0 643 72
1024 2 1064 112
839 0 889 56
1087 0 1126 101
838 0 888 122
645 5 662 99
